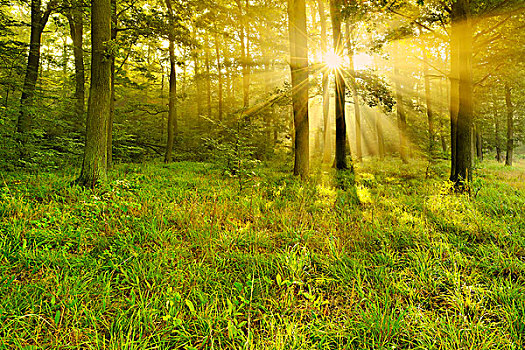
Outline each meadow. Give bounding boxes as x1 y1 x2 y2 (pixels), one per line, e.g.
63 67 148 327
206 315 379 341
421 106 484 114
0 159 524 349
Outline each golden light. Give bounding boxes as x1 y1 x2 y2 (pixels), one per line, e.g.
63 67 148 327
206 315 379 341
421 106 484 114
325 51 344 70
353 52 374 70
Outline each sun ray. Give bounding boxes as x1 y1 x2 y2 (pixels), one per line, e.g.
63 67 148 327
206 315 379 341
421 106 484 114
325 50 344 71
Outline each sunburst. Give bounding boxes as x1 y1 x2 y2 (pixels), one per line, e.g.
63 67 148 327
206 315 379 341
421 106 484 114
325 50 344 70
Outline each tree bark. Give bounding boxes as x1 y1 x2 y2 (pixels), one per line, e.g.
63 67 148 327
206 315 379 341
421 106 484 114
17 0 54 136
225 60 232 112
205 33 212 118
61 37 69 98
346 21 361 162
193 28 202 117
494 101 502 162
107 0 117 168
245 0 251 108
439 77 447 154
77 0 111 187
449 23 459 179
475 124 482 160
330 0 348 170
108 59 115 168
214 29 223 121
316 0 331 164
164 0 177 163
66 3 85 129
236 0 250 109
505 83 513 166
450 0 473 186
288 0 309 179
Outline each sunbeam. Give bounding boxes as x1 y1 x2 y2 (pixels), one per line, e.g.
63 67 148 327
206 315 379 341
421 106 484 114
325 50 344 71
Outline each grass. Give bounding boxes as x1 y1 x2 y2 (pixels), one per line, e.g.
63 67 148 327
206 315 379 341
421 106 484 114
0 158 523 349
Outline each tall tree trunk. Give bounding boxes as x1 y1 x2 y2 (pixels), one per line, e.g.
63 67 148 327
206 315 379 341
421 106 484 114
450 0 473 186
288 0 309 178
470 124 476 162
215 29 223 121
164 0 177 163
494 101 502 162
423 46 435 155
17 0 53 136
236 0 250 109
225 61 232 113
504 83 513 166
77 0 111 187
245 0 251 108
449 24 459 179
346 21 361 162
330 0 348 170
316 0 331 164
475 125 482 160
205 33 212 117
107 59 115 167
193 28 202 117
160 61 165 140
181 58 187 128
107 0 117 168
439 77 447 154
393 43 408 164
66 3 85 129
61 37 69 98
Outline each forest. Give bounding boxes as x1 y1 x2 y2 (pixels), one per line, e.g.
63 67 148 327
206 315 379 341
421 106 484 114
0 0 524 348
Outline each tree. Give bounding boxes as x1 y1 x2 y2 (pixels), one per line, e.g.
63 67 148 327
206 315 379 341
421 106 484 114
494 100 503 162
17 0 56 138
77 0 112 187
214 26 224 121
449 0 474 186
346 21 362 162
107 0 117 168
504 83 514 166
64 0 85 127
164 0 177 163
288 0 309 178
316 0 331 163
235 0 250 110
330 0 349 170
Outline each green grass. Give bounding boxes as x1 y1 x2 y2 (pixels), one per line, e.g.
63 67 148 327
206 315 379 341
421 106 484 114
0 158 524 349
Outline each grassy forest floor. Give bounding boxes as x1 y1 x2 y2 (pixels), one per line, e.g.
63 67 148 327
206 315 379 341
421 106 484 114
0 158 524 349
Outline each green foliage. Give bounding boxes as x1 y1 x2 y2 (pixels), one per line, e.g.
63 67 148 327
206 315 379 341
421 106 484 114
205 120 261 192
353 69 396 112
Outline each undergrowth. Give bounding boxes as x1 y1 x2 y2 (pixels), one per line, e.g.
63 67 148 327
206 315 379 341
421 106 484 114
0 159 523 349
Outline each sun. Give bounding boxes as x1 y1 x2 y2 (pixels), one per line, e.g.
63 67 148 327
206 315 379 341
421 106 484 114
325 51 344 70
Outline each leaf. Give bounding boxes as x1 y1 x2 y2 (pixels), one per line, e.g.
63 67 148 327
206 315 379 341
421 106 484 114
54 310 61 326
276 273 282 286
233 281 243 292
227 320 236 339
302 291 315 301
227 299 234 315
184 299 195 313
